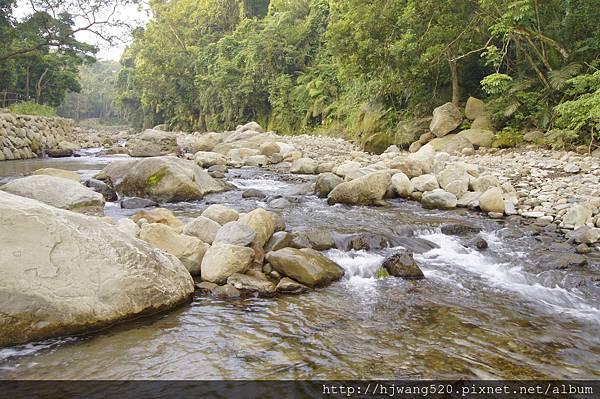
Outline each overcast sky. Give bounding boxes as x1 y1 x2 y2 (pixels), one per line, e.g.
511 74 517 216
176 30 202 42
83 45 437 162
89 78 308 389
15 0 151 61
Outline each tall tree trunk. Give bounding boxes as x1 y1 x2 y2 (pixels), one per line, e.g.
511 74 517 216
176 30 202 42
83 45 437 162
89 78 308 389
35 68 49 104
25 67 30 100
447 49 460 107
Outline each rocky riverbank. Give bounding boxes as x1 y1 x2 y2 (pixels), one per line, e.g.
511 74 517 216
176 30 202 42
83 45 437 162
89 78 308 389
1 118 599 346
282 134 600 245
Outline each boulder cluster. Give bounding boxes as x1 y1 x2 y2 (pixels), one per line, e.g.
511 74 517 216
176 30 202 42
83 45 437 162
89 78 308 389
122 206 346 299
409 98 494 155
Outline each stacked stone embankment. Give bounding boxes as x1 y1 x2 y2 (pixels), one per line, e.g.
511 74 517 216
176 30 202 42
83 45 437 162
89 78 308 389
0 113 77 160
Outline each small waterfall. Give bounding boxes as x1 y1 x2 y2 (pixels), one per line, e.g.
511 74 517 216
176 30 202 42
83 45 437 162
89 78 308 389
324 249 385 283
416 231 600 320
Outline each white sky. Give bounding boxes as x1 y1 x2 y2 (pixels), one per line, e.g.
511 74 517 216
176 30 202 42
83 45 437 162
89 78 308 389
15 1 151 61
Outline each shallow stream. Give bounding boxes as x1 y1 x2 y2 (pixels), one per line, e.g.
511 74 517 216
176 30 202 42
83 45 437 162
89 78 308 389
0 156 599 379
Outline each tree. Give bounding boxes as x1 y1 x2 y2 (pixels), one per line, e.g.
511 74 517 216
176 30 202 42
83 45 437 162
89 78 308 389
0 0 138 63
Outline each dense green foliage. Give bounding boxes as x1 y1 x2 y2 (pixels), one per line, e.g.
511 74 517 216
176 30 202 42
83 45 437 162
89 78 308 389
58 61 125 123
114 0 600 149
8 101 56 116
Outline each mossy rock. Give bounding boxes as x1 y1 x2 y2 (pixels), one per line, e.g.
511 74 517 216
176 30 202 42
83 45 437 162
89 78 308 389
147 169 166 186
362 132 394 154
375 267 390 279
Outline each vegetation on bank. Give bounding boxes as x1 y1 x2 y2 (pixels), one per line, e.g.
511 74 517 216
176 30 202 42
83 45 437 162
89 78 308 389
1 0 599 152
0 0 133 116
112 0 600 151
8 101 56 117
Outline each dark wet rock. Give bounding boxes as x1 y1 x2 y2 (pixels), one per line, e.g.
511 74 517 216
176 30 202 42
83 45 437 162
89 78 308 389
276 277 310 294
242 189 267 199
304 229 335 250
315 173 343 198
262 263 272 274
212 284 241 299
45 148 73 158
269 198 291 209
207 164 227 173
227 273 276 297
539 253 588 270
391 237 439 254
265 231 293 252
341 233 391 251
121 197 159 209
474 238 488 250
266 248 345 288
382 250 425 280
441 223 482 236
576 244 592 254
566 226 600 244
84 178 118 202
195 281 217 294
290 231 312 249
209 170 226 179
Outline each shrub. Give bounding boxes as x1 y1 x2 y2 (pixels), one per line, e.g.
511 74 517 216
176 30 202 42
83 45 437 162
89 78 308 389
9 101 56 117
492 127 524 148
552 71 600 147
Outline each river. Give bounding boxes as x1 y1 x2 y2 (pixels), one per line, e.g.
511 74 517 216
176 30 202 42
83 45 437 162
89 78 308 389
0 155 599 379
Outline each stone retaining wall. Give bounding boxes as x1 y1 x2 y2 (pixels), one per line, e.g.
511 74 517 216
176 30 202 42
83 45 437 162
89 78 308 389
0 113 75 161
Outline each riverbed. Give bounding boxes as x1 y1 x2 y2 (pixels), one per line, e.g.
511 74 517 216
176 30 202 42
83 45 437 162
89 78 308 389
0 155 599 379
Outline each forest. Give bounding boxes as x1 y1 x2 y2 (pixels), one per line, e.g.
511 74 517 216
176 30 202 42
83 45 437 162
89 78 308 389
2 0 600 151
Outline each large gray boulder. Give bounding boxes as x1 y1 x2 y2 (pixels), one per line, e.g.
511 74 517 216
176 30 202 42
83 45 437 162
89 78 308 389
290 158 318 174
411 174 439 192
391 173 413 198
32 168 80 182
428 135 474 155
430 103 463 137
266 248 345 287
327 171 391 205
183 216 221 244
236 121 264 133
102 156 229 202
194 151 227 168
200 243 255 284
201 204 239 225
227 273 276 297
190 133 223 152
239 208 279 247
465 97 486 120
139 223 209 275
315 173 343 198
214 221 257 246
457 128 494 148
437 163 470 198
562 205 592 228
0 191 194 347
479 187 505 214
1 175 105 215
127 129 179 157
421 189 457 209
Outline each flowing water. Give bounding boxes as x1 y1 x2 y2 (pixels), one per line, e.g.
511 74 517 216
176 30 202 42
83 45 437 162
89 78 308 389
0 156 599 379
